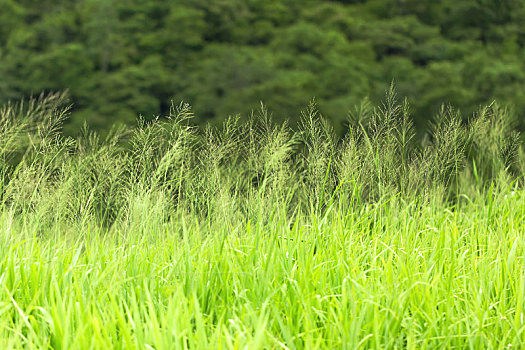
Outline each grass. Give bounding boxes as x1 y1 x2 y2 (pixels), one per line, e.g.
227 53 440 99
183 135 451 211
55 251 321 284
1 89 525 348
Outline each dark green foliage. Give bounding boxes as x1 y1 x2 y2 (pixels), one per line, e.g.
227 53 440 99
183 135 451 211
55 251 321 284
2 0 525 135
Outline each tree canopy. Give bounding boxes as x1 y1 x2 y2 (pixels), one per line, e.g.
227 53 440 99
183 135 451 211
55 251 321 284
1 0 525 135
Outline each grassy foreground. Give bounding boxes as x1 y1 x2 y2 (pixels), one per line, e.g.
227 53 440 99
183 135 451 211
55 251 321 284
1 91 525 348
1 192 525 348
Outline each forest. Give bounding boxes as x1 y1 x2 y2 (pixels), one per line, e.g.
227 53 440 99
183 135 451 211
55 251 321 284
2 0 525 135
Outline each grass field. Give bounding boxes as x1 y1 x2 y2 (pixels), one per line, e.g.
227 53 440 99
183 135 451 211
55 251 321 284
1 91 525 348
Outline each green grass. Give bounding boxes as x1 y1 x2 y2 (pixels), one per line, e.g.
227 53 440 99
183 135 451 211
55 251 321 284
1 90 525 348
1 191 525 348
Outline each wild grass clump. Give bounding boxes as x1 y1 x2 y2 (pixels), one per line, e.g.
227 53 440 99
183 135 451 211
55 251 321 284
0 88 524 348
2 87 522 229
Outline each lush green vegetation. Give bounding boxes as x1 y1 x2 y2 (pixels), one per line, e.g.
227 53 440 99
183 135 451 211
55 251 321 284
2 0 525 134
1 91 525 348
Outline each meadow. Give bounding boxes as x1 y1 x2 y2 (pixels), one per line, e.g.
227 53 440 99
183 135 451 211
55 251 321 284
1 89 524 348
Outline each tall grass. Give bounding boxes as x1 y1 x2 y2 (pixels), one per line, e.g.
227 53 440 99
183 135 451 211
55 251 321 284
0 89 524 348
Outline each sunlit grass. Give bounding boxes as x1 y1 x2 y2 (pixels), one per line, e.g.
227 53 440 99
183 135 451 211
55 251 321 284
1 90 525 348
1 190 524 348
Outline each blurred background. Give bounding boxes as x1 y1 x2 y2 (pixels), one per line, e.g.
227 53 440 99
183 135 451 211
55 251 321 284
1 0 525 136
